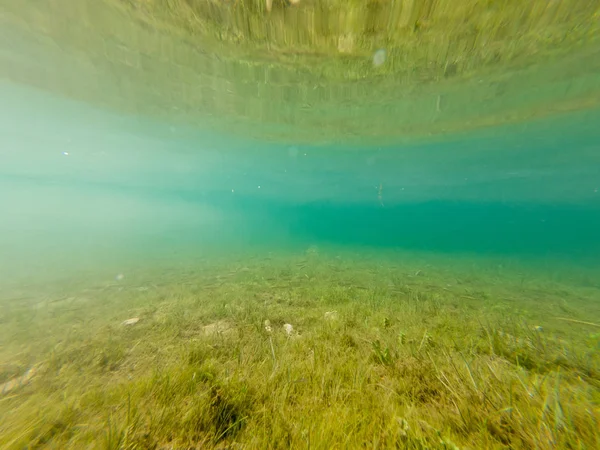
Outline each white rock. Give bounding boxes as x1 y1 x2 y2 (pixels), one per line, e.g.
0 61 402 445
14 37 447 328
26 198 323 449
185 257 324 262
324 311 339 321
122 318 140 326
373 49 386 67
202 320 235 336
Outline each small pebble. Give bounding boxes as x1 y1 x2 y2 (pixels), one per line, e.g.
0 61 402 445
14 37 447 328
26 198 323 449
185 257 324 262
264 319 273 334
373 49 386 67
122 318 140 326
324 311 339 321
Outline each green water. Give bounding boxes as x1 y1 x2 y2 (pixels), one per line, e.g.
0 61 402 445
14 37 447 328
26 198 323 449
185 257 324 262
2 79 599 280
1 2 600 448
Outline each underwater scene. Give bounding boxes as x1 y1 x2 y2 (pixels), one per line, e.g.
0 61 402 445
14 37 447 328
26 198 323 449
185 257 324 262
1 1 600 448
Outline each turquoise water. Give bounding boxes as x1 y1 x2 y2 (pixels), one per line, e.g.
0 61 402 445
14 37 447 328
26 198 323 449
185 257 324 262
2 80 600 285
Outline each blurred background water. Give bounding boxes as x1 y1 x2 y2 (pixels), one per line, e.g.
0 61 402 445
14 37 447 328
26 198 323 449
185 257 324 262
1 75 599 283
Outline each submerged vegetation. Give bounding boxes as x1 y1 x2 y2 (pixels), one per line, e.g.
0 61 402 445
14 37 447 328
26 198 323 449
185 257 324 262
1 249 599 448
1 2 599 450
1 0 599 143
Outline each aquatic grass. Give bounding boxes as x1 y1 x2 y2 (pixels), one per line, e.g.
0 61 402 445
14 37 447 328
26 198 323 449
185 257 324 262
0 249 599 448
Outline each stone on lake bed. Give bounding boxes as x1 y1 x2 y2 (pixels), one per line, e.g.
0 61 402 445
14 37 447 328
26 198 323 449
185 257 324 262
324 311 339 321
264 319 273 334
203 320 235 336
122 318 140 326
1 366 37 396
373 49 386 67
